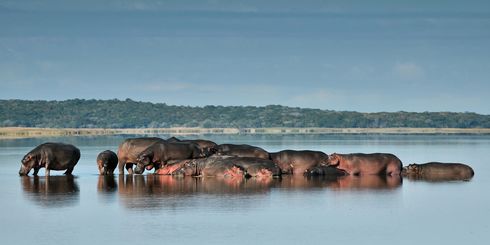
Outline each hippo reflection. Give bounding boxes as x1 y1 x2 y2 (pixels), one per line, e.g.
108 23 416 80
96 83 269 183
21 176 79 207
115 175 275 210
97 175 118 193
326 175 402 190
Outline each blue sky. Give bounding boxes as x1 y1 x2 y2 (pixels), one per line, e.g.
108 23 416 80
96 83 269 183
1 0 489 113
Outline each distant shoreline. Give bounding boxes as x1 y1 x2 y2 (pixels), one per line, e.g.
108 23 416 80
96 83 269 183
1 127 490 139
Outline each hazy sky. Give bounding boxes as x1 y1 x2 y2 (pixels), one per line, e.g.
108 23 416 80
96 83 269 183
1 0 489 113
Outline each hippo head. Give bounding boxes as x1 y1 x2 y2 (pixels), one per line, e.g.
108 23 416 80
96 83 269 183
326 153 341 166
19 153 38 176
134 152 152 174
97 157 111 175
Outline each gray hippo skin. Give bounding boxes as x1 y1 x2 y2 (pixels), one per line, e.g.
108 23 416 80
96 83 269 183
19 142 80 176
117 137 165 174
133 141 203 174
217 144 270 159
97 150 118 175
402 162 474 181
327 153 402 176
270 150 331 175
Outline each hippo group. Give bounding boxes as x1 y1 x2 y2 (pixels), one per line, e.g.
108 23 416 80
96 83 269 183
18 137 475 183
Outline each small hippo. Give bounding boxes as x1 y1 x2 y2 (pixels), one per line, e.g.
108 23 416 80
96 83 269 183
97 150 118 175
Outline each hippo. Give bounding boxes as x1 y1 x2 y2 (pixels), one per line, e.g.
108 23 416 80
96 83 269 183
133 141 203 174
167 137 218 156
155 155 281 178
217 144 270 159
326 153 402 176
270 150 330 175
19 142 81 176
402 162 474 181
117 137 165 174
97 150 118 175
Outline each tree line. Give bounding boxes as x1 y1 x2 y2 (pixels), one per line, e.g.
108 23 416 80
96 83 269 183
1 99 489 128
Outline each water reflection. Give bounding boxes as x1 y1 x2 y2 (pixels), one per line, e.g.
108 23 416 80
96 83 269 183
115 175 273 210
109 174 402 210
402 174 472 183
326 175 402 190
97 175 118 192
20 175 79 207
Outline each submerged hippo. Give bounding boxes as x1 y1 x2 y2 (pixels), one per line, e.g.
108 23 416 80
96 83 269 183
167 137 218 156
270 150 330 175
327 175 402 190
97 150 118 175
326 153 402 176
156 155 281 178
306 165 347 177
402 162 474 181
217 144 270 159
133 141 203 174
19 142 80 176
117 137 165 174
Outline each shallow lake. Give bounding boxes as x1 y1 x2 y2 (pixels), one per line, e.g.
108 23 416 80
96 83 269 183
1 134 489 245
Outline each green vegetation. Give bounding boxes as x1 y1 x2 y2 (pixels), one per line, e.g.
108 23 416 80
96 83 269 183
1 99 489 128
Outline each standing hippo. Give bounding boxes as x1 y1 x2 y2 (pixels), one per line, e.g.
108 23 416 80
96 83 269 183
217 144 269 159
133 141 203 174
19 142 80 176
97 150 118 175
117 137 165 174
402 162 474 181
326 153 402 176
167 137 218 156
270 150 330 175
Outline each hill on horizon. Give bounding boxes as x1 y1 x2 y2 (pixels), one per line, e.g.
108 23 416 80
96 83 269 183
1 99 489 128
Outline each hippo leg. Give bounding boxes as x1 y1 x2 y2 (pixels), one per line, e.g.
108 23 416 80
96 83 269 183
118 160 126 175
64 167 74 175
33 167 40 176
126 163 134 175
45 169 50 176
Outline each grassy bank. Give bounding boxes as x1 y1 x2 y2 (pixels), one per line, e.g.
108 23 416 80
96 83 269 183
1 127 490 139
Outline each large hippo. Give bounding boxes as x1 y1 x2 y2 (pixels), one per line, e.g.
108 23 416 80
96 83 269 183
270 150 330 175
402 162 474 181
133 141 203 174
19 142 80 176
326 153 402 176
217 144 270 159
155 155 281 178
167 137 218 156
97 150 118 175
117 137 165 174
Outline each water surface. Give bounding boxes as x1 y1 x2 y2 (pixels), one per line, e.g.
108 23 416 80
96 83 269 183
1 134 488 245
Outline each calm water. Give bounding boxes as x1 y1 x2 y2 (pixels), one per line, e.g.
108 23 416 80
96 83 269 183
1 134 489 245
